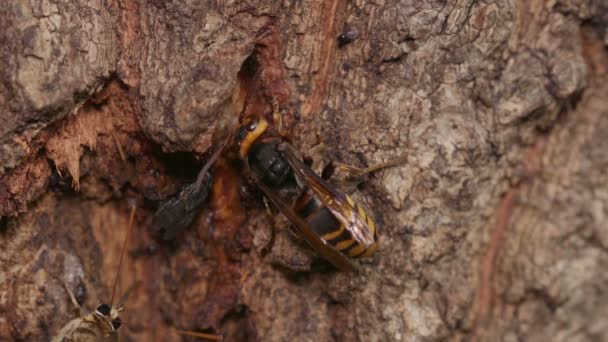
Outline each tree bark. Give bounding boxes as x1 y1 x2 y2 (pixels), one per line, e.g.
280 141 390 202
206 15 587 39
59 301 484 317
1 1 608 341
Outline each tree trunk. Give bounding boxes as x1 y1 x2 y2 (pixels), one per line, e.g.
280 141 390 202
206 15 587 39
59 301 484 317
1 1 608 341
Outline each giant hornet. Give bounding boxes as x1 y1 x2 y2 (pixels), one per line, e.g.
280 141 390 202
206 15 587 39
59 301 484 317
234 109 406 271
152 98 404 271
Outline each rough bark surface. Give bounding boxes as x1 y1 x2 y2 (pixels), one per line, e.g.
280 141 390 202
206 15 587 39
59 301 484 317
1 1 607 341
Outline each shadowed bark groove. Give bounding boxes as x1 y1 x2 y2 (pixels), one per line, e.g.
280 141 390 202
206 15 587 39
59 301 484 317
1 1 607 341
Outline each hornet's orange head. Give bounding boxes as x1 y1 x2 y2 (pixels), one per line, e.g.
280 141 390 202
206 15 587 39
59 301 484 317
236 115 269 159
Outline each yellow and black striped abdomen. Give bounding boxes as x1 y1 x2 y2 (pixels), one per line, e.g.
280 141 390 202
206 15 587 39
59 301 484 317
294 190 378 258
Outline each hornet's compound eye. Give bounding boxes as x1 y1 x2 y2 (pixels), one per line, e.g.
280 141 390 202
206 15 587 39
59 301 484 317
111 317 122 331
237 117 259 142
246 119 258 132
236 127 247 142
95 304 111 316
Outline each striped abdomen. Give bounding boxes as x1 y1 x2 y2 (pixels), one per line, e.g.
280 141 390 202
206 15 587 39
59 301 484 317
293 190 378 258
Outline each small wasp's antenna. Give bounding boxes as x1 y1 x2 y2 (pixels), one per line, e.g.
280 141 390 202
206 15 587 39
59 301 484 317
194 142 227 189
175 329 222 341
238 91 251 123
193 90 250 190
110 199 137 306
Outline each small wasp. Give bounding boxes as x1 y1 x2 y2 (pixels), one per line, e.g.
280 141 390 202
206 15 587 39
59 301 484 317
52 202 137 342
52 201 223 341
235 112 404 271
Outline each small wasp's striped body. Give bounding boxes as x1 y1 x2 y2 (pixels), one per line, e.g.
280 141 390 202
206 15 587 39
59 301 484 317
294 190 378 258
236 114 378 270
52 307 121 342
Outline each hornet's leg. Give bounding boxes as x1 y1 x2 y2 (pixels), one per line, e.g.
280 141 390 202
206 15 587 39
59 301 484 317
263 196 304 246
331 154 408 178
261 196 276 256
